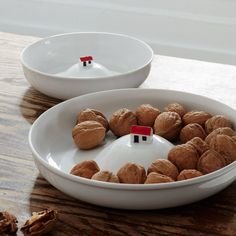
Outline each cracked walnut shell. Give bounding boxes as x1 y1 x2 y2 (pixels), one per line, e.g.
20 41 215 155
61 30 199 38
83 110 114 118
154 111 182 141
136 104 161 127
109 108 137 137
168 144 199 171
21 209 58 236
91 171 119 183
205 127 236 144
144 172 174 184
147 159 179 180
187 137 209 156
72 121 106 150
205 115 233 134
197 150 226 174
177 169 203 181
77 108 109 131
180 123 206 143
70 160 100 179
0 211 18 235
117 163 146 184
183 111 212 126
164 103 186 117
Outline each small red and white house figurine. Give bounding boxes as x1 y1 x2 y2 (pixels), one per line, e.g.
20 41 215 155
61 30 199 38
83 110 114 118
130 125 153 144
80 56 93 67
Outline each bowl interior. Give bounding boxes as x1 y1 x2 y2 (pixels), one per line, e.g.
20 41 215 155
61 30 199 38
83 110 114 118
22 33 153 77
30 89 236 183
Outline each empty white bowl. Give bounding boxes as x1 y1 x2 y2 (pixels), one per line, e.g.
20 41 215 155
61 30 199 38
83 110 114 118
21 32 153 100
29 89 236 210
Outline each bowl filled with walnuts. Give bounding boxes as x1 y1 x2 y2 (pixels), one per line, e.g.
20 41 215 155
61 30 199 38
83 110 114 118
29 89 236 209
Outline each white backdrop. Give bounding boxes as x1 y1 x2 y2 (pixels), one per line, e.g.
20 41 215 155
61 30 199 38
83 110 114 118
1 0 236 65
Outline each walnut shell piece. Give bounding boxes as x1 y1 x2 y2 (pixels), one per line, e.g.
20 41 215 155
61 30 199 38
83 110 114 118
91 171 119 183
164 103 186 117
72 121 106 150
209 134 236 164
154 112 182 141
197 150 226 174
205 115 233 134
144 172 174 184
136 104 161 126
0 211 18 234
205 127 236 144
180 123 206 143
147 159 179 180
168 144 199 171
187 137 209 156
117 163 146 184
77 108 109 131
109 108 137 137
183 111 212 126
21 209 58 236
70 160 100 179
177 169 203 181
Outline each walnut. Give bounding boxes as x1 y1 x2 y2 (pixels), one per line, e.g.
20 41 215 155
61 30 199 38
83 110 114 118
164 103 186 117
209 134 236 164
21 209 58 236
147 159 179 180
117 163 146 184
136 104 161 126
0 211 18 235
205 115 233 134
180 123 206 143
72 121 105 150
205 127 236 144
177 169 203 181
77 108 109 131
183 111 212 126
145 172 174 184
168 144 199 171
187 137 209 155
232 136 236 143
70 160 100 179
197 150 226 174
154 112 182 141
109 108 137 137
91 171 119 183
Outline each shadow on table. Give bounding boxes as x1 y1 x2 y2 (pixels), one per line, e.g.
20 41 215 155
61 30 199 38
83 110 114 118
29 174 236 236
19 87 62 124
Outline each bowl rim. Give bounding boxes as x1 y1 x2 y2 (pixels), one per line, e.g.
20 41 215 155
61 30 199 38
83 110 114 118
20 32 154 81
28 88 236 191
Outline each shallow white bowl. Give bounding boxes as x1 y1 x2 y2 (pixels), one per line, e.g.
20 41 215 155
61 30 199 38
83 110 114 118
21 32 153 100
29 89 236 209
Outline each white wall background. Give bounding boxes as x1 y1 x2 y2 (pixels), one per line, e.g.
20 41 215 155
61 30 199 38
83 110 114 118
1 0 236 65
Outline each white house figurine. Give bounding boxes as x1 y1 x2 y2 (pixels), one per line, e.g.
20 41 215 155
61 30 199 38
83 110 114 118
130 125 153 144
80 56 93 67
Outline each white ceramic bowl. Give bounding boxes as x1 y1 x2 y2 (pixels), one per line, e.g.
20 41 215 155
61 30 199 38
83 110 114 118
29 89 236 210
21 32 153 100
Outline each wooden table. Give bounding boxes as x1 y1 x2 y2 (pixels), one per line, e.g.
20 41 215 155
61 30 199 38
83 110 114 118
1 32 236 236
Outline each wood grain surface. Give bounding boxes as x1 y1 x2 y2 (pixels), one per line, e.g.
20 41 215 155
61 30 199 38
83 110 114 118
1 32 236 236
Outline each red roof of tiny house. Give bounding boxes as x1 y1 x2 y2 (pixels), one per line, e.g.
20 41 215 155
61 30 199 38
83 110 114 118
80 56 93 62
131 125 152 136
